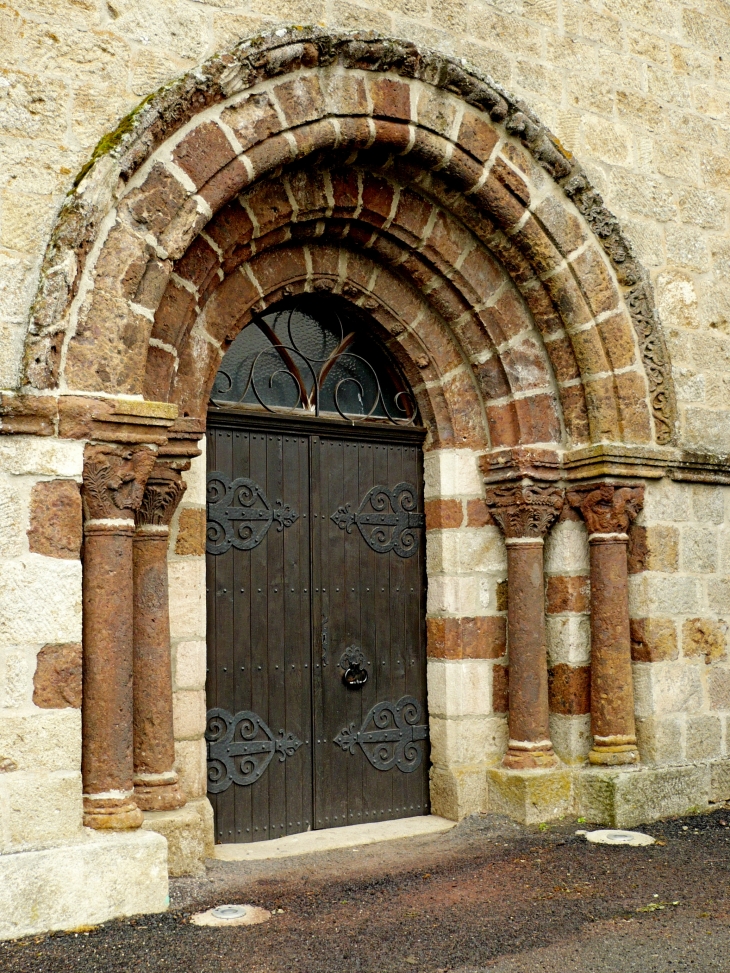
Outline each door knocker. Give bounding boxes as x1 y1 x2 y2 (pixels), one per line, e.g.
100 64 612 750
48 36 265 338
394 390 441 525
339 646 369 690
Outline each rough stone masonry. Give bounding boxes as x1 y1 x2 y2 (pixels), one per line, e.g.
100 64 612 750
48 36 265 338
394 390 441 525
0 0 729 944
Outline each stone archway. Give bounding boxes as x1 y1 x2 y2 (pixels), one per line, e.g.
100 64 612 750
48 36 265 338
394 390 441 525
13 27 678 853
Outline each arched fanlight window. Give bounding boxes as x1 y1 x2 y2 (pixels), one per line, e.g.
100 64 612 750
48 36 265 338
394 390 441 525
210 295 417 425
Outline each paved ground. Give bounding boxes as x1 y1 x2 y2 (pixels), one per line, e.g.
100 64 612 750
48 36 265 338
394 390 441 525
2 809 730 973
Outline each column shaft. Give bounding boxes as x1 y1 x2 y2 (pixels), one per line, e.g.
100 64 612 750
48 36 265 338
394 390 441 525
485 480 564 771
567 483 644 767
588 534 639 764
504 539 556 769
82 521 142 829
133 526 185 809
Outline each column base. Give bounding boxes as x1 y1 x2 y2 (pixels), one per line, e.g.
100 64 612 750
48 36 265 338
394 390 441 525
487 765 572 824
589 734 639 766
134 773 186 811
576 763 712 829
141 797 214 877
0 830 167 942
83 796 143 831
502 741 559 770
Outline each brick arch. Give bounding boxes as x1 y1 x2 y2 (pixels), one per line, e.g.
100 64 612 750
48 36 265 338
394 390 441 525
23 27 676 446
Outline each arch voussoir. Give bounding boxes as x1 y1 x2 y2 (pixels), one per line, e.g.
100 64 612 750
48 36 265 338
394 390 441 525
25 28 675 453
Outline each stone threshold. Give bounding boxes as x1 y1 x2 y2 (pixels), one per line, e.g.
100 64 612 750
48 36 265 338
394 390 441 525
212 815 457 862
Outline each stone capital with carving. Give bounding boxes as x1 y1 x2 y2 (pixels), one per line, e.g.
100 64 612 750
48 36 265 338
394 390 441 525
82 445 157 522
484 481 564 540
567 482 644 535
135 461 187 529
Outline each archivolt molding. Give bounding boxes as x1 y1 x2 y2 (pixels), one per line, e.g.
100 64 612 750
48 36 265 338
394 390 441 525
21 26 676 448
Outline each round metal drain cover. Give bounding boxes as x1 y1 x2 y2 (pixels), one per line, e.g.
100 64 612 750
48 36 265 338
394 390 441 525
211 905 248 920
190 903 271 927
583 829 655 846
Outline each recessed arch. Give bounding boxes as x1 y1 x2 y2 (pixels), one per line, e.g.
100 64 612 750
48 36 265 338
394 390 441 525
23 27 676 450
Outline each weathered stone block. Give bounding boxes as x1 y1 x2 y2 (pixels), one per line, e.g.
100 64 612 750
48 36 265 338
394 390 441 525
635 715 683 764
429 764 488 821
426 575 480 616
546 614 591 666
0 480 24 558
709 758 730 803
576 764 710 828
0 438 83 478
631 618 678 662
0 830 168 941
429 714 508 766
544 521 589 574
427 659 492 718
0 770 83 852
682 617 727 664
487 767 573 824
633 662 704 718
168 559 206 640
142 797 214 876
629 574 701 616
427 526 506 575
0 710 80 773
174 738 208 799
423 449 482 499
548 664 590 715
33 642 82 708
686 714 723 761
549 713 592 764
174 507 205 556
173 640 206 691
173 689 206 741
0 556 81 648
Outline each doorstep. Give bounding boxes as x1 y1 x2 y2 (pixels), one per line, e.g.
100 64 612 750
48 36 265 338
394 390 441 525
212 815 457 861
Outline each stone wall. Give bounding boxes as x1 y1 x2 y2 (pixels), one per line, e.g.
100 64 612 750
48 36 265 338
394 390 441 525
168 443 208 801
1 0 729 448
0 438 84 855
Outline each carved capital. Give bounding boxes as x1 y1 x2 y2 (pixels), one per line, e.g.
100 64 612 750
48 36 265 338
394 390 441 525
484 481 564 540
567 482 644 535
82 445 156 521
135 462 187 529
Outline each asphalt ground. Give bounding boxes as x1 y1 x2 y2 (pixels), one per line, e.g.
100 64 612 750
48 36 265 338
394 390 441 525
2 808 730 973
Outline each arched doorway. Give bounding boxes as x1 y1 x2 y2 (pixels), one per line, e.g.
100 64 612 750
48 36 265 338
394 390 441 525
204 295 429 843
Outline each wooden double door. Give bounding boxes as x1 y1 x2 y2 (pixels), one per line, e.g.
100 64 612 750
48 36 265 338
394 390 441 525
205 411 429 844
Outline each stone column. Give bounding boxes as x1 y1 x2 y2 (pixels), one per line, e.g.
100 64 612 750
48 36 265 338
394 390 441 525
133 462 188 810
485 481 564 770
567 483 644 766
82 445 156 829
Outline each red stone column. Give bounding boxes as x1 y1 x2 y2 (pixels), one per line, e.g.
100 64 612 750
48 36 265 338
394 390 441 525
567 483 644 766
82 445 156 829
133 462 187 811
485 482 564 770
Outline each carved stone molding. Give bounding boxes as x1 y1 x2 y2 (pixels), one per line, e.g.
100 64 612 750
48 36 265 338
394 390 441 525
135 462 187 529
484 481 564 540
82 445 156 522
567 483 644 536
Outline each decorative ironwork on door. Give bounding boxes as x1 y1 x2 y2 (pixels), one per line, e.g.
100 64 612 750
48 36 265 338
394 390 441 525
330 482 424 557
206 472 298 555
205 708 303 792
209 297 417 425
333 696 428 773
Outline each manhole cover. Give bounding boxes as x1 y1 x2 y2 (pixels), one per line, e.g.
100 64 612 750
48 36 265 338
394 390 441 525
581 829 655 847
211 905 248 920
190 903 271 927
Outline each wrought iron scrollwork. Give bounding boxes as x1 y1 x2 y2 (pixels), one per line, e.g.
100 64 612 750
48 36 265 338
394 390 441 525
210 306 416 425
331 482 424 558
333 696 428 773
205 708 303 793
206 472 298 555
